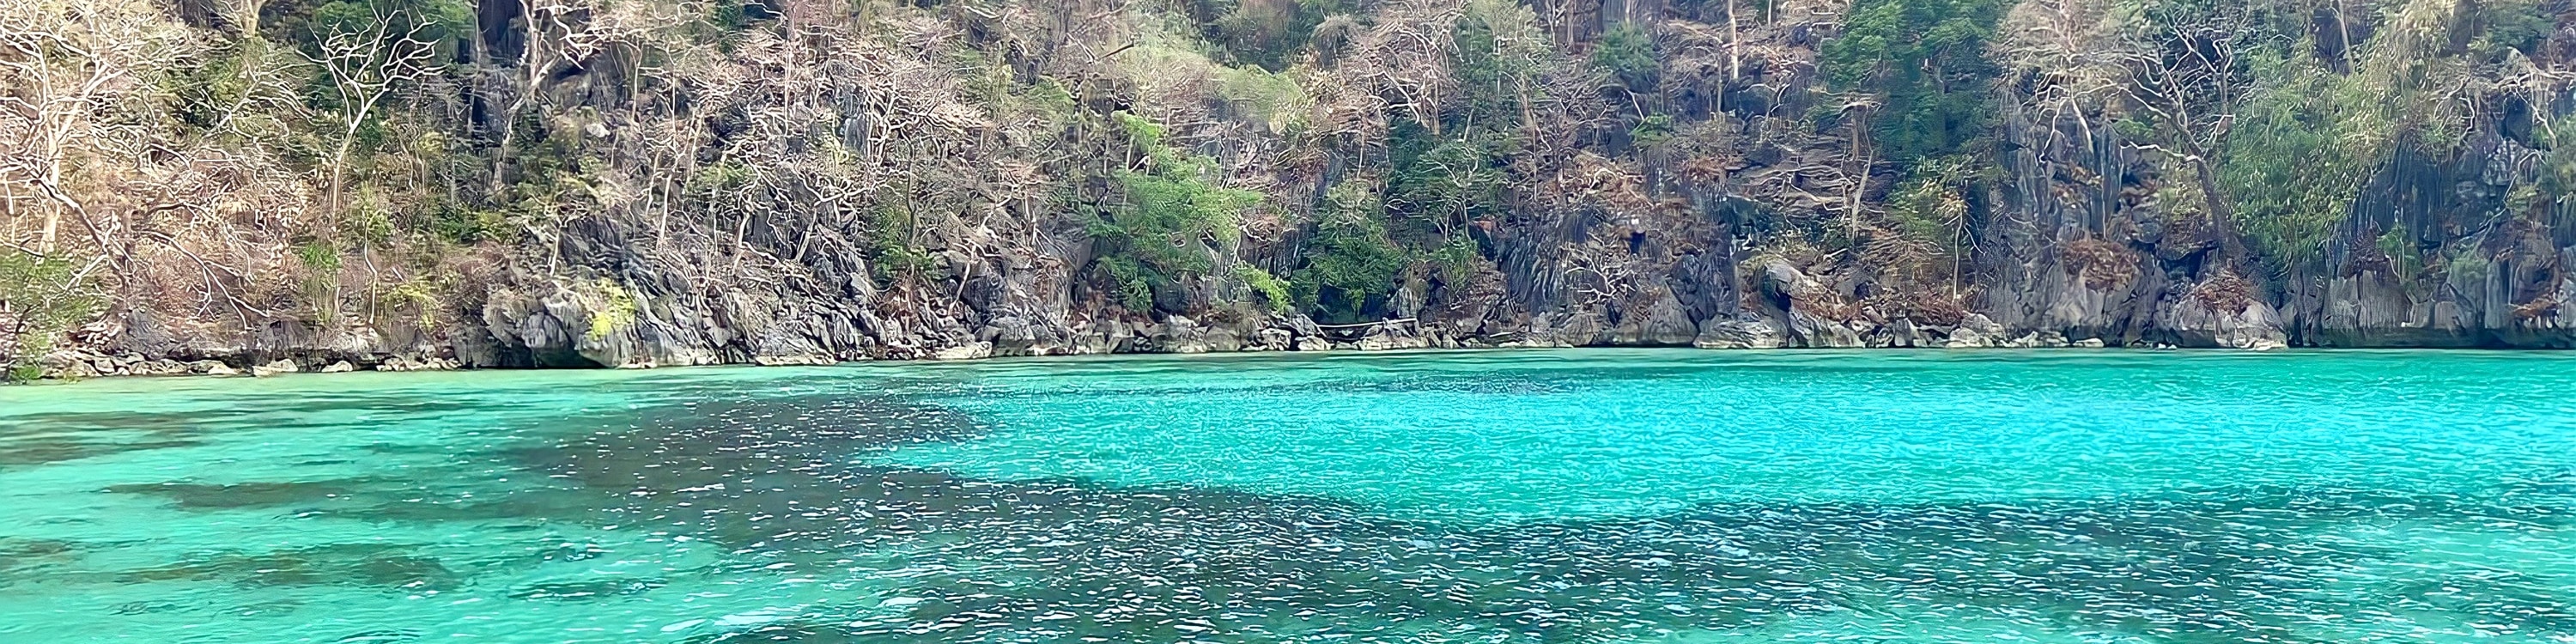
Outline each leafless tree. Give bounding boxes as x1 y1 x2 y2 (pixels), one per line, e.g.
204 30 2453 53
0 0 180 256
309 9 439 226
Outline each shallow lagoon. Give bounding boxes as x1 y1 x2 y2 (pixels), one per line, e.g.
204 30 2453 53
2 349 2572 642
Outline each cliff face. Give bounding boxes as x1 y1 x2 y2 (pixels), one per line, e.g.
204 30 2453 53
3 0 2573 377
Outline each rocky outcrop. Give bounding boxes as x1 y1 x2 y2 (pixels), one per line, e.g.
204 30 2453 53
15 0 2568 383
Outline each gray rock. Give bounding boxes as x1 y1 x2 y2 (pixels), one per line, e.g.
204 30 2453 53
1355 322 1430 351
1943 328 1991 349
930 342 993 361
250 359 299 377
1610 292 1698 346
1694 317 1787 349
1882 318 1921 348
374 355 459 372
38 350 91 369
47 361 102 380
1786 311 1863 348
130 359 191 376
1759 262 1807 305
1959 313 2005 337
320 361 357 374
192 361 239 376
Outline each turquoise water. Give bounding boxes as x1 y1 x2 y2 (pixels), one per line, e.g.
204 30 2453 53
2 349 2572 643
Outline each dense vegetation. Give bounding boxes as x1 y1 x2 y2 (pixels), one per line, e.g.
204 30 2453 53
1 0 2568 375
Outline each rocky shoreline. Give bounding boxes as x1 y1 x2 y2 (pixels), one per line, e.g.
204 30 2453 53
24 309 2256 382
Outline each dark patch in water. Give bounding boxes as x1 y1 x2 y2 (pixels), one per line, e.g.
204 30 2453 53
0 393 507 468
508 577 667 600
106 480 373 509
120 544 459 591
0 538 76 588
0 436 205 468
479 393 2576 643
0 410 236 467
331 629 422 642
38 378 2556 642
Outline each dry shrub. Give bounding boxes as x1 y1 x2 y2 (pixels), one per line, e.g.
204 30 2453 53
2059 237 2139 290
2191 270 2257 315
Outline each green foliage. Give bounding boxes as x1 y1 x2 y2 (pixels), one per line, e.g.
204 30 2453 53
708 0 779 36
1388 124 1513 240
1007 79 1082 128
584 279 637 342
1886 155 1974 252
265 0 474 58
1097 254 1158 312
1592 24 1660 91
2443 245 2492 289
164 39 288 135
2537 127 2576 212
2474 0 2554 57
1291 182 1410 323
424 202 513 244
1426 236 1482 288
1213 65 1313 134
1200 0 1342 70
295 240 343 272
1233 264 1293 314
381 276 441 327
1089 112 1261 312
1452 0 1558 128
2376 227 2421 285
0 252 103 380
504 111 596 203
1628 113 1677 147
294 240 344 323
867 204 939 285
2222 47 2379 276
1820 0 2008 165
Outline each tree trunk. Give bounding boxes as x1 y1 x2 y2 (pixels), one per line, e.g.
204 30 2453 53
38 166 63 253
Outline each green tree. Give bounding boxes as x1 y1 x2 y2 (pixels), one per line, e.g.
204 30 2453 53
1451 0 1557 131
1090 112 1262 312
1592 24 1659 93
0 252 103 381
1292 181 1411 323
2221 46 2379 276
1820 0 2009 166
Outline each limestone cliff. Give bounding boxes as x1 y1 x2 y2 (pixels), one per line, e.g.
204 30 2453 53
3 0 2572 378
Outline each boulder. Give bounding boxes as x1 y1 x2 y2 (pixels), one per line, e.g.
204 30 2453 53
1959 313 2006 337
1609 292 1699 345
130 359 191 376
189 360 238 376
250 360 300 377
1786 311 1864 348
47 361 102 380
1254 328 1293 351
1354 323 1430 351
930 342 993 361
1693 317 1787 349
1943 328 1992 349
374 355 459 372
982 316 1045 355
1880 318 1922 348
319 361 357 374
